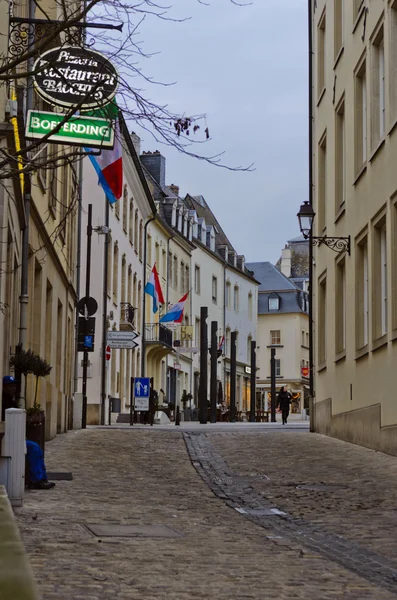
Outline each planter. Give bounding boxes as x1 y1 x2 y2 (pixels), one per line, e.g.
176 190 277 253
26 411 45 454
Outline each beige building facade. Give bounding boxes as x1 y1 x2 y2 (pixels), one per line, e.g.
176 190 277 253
312 0 397 452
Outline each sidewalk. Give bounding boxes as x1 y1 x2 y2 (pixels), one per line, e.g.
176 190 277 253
15 428 397 599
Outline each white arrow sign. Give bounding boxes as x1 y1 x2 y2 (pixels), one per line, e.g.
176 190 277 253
107 331 139 341
107 340 139 349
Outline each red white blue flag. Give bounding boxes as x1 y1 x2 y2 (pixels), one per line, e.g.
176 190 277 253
160 292 189 323
87 118 123 204
144 264 165 314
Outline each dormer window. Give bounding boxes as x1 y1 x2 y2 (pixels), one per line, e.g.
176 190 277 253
268 293 280 311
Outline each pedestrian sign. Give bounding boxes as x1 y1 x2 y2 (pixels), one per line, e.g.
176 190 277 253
134 378 150 398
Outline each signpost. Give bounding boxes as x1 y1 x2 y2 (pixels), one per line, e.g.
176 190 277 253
26 110 115 148
134 377 150 412
107 331 139 349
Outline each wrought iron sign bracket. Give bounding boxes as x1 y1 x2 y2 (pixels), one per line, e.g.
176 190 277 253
8 17 123 58
312 235 351 255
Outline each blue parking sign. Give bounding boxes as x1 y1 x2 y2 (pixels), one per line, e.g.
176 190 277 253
84 335 93 348
134 378 150 398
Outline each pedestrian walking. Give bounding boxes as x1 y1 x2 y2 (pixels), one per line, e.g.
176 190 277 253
277 386 292 425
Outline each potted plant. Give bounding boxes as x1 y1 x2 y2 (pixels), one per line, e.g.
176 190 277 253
10 349 51 451
181 390 193 421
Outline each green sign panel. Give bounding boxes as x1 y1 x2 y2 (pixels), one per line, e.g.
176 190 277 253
25 110 115 148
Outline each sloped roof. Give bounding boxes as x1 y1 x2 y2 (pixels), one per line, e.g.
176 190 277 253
183 193 236 253
246 262 300 292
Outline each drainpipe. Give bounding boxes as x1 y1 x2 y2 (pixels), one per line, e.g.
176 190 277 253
100 197 109 424
308 0 315 421
223 262 227 403
17 0 35 409
140 215 155 377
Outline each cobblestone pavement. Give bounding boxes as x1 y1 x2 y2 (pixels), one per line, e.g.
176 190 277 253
14 428 397 599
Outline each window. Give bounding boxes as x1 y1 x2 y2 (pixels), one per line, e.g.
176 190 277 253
356 235 369 349
226 328 231 357
194 265 200 294
162 249 167 277
234 286 239 311
139 220 143 260
248 292 253 319
123 185 128 232
107 235 112 295
371 27 385 148
318 132 327 231
147 234 152 266
247 335 252 362
335 257 346 354
181 262 185 294
373 218 387 340
115 192 120 219
390 2 397 123
318 275 327 364
134 210 139 254
301 330 305 346
334 0 343 59
355 57 367 170
121 256 126 303
173 255 178 289
306 332 309 347
185 265 189 293
195 318 200 345
113 242 119 304
353 0 363 17
59 163 68 243
155 243 160 270
268 295 279 311
129 198 134 244
335 97 345 212
275 359 281 377
225 281 231 308
317 10 326 99
271 330 281 345
212 276 218 304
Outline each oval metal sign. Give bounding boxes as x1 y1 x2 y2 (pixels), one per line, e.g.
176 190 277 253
33 46 118 110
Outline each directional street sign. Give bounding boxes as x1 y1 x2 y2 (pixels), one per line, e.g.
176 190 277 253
107 331 138 341
107 339 138 349
107 330 139 349
26 110 115 148
134 377 150 398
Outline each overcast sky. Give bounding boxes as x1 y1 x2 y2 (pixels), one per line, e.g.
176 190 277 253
132 1 308 264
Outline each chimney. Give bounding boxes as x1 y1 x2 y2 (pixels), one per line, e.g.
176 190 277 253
140 151 166 189
281 246 292 278
130 131 141 156
169 183 179 197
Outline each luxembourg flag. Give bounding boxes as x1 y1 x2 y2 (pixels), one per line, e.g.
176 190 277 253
144 264 165 314
160 292 189 323
86 118 123 204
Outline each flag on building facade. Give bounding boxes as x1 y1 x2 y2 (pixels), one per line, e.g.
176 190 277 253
86 114 123 204
160 292 189 323
144 264 165 314
218 335 225 352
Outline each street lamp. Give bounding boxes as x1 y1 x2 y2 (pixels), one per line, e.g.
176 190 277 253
297 202 350 255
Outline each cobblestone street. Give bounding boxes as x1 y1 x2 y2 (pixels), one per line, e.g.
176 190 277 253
15 427 397 599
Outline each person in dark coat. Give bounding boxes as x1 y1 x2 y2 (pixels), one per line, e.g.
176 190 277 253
1 375 18 421
277 386 292 425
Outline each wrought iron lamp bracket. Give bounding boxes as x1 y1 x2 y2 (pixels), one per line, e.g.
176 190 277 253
312 235 351 255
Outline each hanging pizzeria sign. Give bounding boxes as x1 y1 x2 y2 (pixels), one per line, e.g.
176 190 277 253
32 46 119 110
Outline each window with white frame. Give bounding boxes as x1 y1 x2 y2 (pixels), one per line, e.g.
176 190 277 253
212 276 218 304
234 286 239 311
271 330 281 345
248 292 253 319
194 265 200 294
356 236 369 349
268 295 280 311
355 57 367 171
381 225 387 336
275 359 281 377
371 27 385 148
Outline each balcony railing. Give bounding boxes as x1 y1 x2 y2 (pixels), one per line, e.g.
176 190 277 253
120 303 135 330
145 323 173 348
